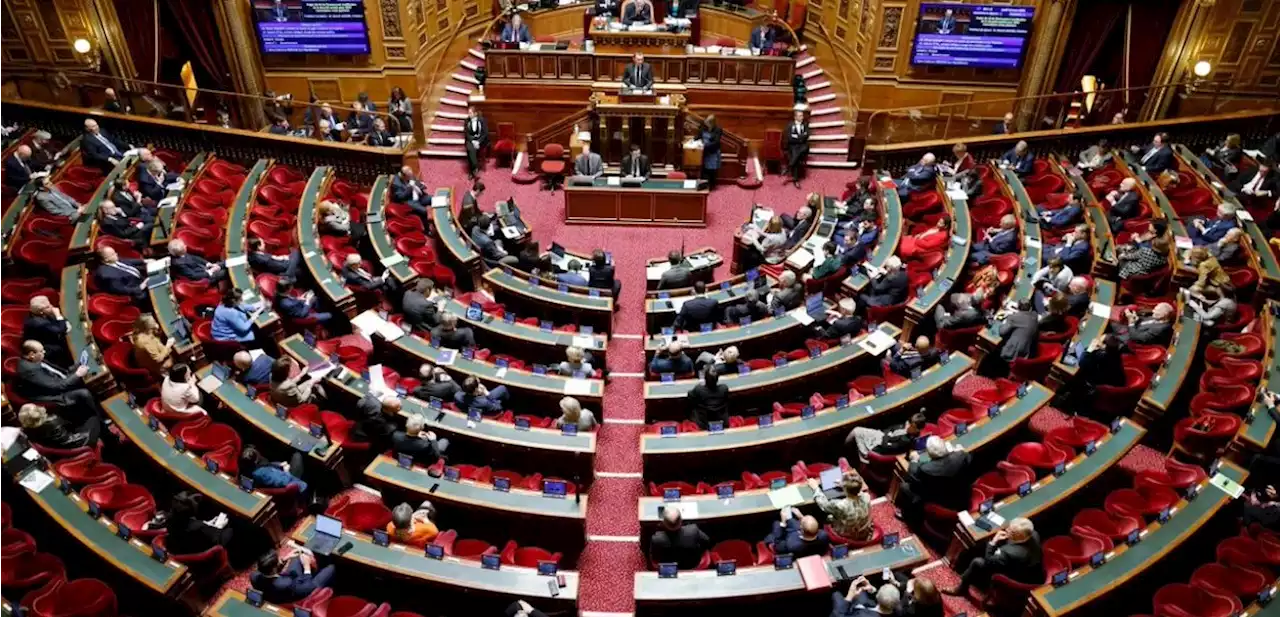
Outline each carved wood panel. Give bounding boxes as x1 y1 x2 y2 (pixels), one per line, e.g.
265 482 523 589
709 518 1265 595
878 6 902 49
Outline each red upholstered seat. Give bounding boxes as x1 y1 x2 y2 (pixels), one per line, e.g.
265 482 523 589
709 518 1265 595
81 481 153 513
52 453 125 486
1190 562 1272 599
1153 583 1241 617
974 462 1037 498
1094 365 1152 416
1104 485 1179 519
1007 441 1072 470
710 540 755 566
0 551 65 592
1070 508 1142 542
336 502 394 533
1042 532 1110 567
1010 343 1060 382
29 577 117 617
1135 459 1207 491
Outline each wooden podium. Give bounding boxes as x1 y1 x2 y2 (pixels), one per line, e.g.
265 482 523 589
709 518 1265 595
588 82 688 168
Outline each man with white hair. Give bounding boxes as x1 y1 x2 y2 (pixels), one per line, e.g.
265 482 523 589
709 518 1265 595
82 118 130 172
970 214 1019 265
649 506 711 570
1043 223 1091 271
694 345 742 376
816 297 864 339
899 435 972 517
168 238 226 283
429 311 476 349
898 153 938 197
137 157 179 202
1105 177 1141 231
1000 140 1034 176
4 144 33 188
783 204 814 249
769 270 805 313
859 256 909 308
32 176 87 221
22 295 70 363
391 413 449 465
1112 302 1175 345
1189 202 1239 246
935 292 984 330
341 252 389 293
833 577 902 616
945 517 1043 598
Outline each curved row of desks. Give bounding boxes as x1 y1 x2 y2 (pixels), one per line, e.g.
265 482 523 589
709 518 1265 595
977 165 1043 355
60 263 113 392
644 274 775 333
72 153 139 256
904 176 971 338
1112 152 1197 283
1049 157 1118 277
1047 279 1117 386
224 159 279 332
1233 299 1280 456
149 153 213 364
1135 296 1202 423
1 137 81 261
364 174 416 287
843 175 905 295
148 152 210 247
296 166 355 316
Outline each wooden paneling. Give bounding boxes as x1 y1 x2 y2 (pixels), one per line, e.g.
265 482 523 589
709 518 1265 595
1184 0 1280 106
1 0 99 68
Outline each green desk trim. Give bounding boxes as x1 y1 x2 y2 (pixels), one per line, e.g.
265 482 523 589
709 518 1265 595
430 187 477 269
365 455 587 520
1140 312 1201 412
8 464 188 594
633 537 928 602
962 419 1145 543
60 264 107 379
484 268 614 313
102 393 270 518
70 154 137 252
2 187 34 259
196 364 341 465
645 324 899 401
1032 462 1246 616
642 352 975 455
366 174 416 285
644 278 776 317
920 383 1052 465
1055 156 1117 267
910 178 971 314
204 590 289 617
1241 301 1279 450
275 335 598 455
1004 167 1044 305
446 298 608 352
296 166 352 303
224 159 277 328
292 517 579 600
149 152 209 245
1052 279 1117 378
1117 151 1189 238
642 309 804 353
582 176 711 192
845 180 904 291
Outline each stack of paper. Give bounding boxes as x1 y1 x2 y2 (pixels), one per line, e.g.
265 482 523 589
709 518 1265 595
788 306 815 326
859 329 896 356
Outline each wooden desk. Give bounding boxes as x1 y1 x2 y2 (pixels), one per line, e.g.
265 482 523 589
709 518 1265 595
564 176 708 226
644 248 721 291
149 152 209 247
442 297 608 365
60 264 113 394
482 268 615 333
1028 462 1247 617
224 159 280 333
71 154 137 256
1047 279 1116 386
149 157 215 365
1052 157 1117 278
843 179 904 294
588 23 691 54
366 174 417 286
1135 300 1201 424
296 166 356 317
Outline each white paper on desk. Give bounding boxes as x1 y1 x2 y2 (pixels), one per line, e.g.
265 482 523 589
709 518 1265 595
430 195 448 207
1025 238 1042 250
333 122 347 132
29 171 49 180
225 255 248 268
946 189 968 202
666 501 699 519
957 510 976 527
501 226 521 240
157 196 179 209
1174 235 1193 250
668 296 689 312
572 335 596 349
686 255 711 269
607 176 620 186
863 264 885 279
351 311 382 342
682 180 697 189
1237 209 1255 222
768 484 806 508
303 250 317 259
735 48 750 56
380 254 406 267
123 148 140 157
788 306 815 326
1089 302 1112 319
951 234 968 246
368 364 389 396
564 379 593 396
645 265 667 280
518 42 530 50
19 469 54 493
859 329 896 356
1209 472 1245 498
787 247 814 270
22 447 39 461
145 257 169 274
249 349 265 360
165 182 183 191
986 512 1006 527
198 375 223 393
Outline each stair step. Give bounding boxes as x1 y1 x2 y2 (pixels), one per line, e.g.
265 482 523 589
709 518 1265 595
469 48 485 60
430 123 464 132
811 133 848 142
807 81 831 91
441 97 469 107
811 146 849 155
811 107 840 116
445 85 473 96
811 120 847 129
800 44 808 52
795 56 816 69
428 136 465 145
460 59 481 71
802 68 824 79
437 111 468 120
806 93 837 104
452 72 479 85
421 149 467 157
810 159 861 169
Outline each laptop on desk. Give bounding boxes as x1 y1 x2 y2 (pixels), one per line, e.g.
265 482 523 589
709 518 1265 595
818 466 845 499
306 515 344 555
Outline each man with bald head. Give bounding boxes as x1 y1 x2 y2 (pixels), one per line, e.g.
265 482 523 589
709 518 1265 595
15 340 100 422
81 118 130 172
898 153 938 197
649 507 710 570
233 350 275 387
92 246 147 301
649 340 693 375
4 144 34 188
1112 302 1175 345
1063 276 1092 316
765 507 830 559
352 392 402 446
1106 177 1142 231
168 238 226 284
969 214 1019 265
391 165 429 216
23 296 70 364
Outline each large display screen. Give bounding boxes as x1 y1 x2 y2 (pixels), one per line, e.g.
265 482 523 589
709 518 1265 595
910 3 1035 69
254 0 371 54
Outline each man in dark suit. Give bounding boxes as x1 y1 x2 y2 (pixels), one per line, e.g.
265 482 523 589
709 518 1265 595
784 110 810 188
1112 303 1174 345
1135 132 1174 174
782 204 813 248
859 257 908 308
769 271 805 312
274 280 332 325
111 176 154 224
4 145 33 189
247 237 301 279
250 550 336 606
500 14 531 44
574 143 604 177
897 153 939 197
391 165 429 216
1000 140 1034 176
365 118 396 147
674 281 719 331
945 518 1043 597
998 299 1039 363
649 507 711 569
764 509 830 559
750 24 774 50
92 246 147 301
969 214 1019 265
268 115 291 135
587 249 620 299
622 52 655 91
724 289 768 324
657 251 693 289
22 296 70 364
992 112 1014 135
469 213 519 267
430 312 477 349
391 413 450 465
935 292 984 330
401 279 441 330
1234 161 1277 204
137 158 178 203
14 340 101 422
81 118 129 173
621 143 650 178
937 7 956 33
815 298 863 339
899 436 972 514
1105 178 1142 231
341 253 391 294
168 238 227 284
668 0 698 18
622 0 653 25
463 107 489 179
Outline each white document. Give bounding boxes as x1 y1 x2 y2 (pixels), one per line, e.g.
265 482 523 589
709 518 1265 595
577 131 591 142
198 375 223 393
29 171 49 180
686 254 712 269
607 176 621 186
788 306 815 326
1025 238 1042 250
666 501 699 519
19 469 54 493
1089 302 1112 319
430 195 449 207
1174 235 1193 250
123 148 140 157
767 484 806 508
572 335 596 349
986 512 1006 527
22 447 40 461
165 182 183 191
225 255 248 268
645 265 667 281
564 379 593 396
307 363 335 381
1209 473 1245 498
157 196 179 209
368 364 389 396
787 247 814 270
668 296 689 313
946 189 968 202
1236 209 1255 222
380 254 405 267
249 349 265 360
1245 149 1264 159
351 310 383 342
859 329 897 356
957 511 976 527
145 257 170 274
682 180 697 189
951 234 968 246
501 226 521 240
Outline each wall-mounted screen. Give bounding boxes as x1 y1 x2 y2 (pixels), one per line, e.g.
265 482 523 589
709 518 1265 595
254 0 371 54
910 3 1035 69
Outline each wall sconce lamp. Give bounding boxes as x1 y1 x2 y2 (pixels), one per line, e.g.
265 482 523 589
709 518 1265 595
1192 60 1212 78
73 38 101 72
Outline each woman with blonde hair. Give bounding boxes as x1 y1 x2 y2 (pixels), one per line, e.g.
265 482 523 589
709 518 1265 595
131 314 175 377
751 215 789 264
806 470 873 542
555 396 598 431
556 346 595 376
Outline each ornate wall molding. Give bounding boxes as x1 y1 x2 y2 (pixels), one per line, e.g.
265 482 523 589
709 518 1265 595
380 0 403 39
877 6 901 49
